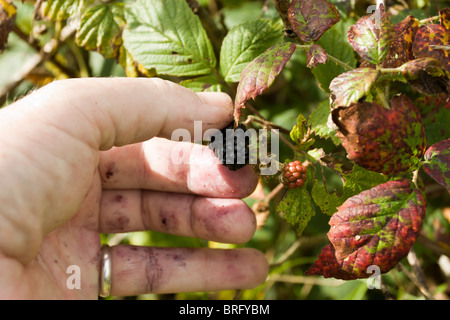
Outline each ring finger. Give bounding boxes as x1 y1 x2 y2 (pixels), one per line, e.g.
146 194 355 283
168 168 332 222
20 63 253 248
108 245 268 296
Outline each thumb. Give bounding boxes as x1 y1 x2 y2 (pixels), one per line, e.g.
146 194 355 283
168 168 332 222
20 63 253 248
22 77 234 149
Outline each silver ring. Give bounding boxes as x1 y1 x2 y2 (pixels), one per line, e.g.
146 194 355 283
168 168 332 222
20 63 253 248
99 244 112 298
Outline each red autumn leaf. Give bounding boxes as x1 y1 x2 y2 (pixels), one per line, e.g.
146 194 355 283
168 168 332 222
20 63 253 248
332 95 426 176
306 44 327 68
305 243 358 280
0 1 16 52
400 57 449 95
288 0 340 43
234 42 296 122
347 4 394 65
413 24 450 75
307 179 426 279
440 8 450 30
382 15 419 68
423 138 450 191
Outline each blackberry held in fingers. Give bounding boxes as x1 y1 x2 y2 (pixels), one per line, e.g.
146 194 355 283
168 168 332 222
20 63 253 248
208 122 250 171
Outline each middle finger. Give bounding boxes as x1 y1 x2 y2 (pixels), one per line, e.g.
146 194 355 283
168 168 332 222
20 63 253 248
99 190 257 244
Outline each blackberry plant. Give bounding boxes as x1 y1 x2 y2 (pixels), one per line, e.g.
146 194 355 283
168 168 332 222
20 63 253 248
2 0 449 300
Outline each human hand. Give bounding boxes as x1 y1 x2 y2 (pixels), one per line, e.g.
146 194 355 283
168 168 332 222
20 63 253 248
0 78 268 299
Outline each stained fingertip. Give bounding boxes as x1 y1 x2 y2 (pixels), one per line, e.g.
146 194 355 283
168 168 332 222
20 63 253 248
216 164 259 198
189 146 259 199
235 248 269 288
196 92 233 115
191 198 257 244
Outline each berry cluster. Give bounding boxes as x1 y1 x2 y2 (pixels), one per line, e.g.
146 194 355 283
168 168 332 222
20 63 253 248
208 122 250 171
282 160 307 189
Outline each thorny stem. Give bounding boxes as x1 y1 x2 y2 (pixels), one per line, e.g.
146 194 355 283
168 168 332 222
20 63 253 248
266 182 285 201
67 39 89 78
186 0 226 58
271 0 294 36
270 234 328 267
326 53 354 71
419 15 440 25
397 262 435 300
274 129 298 153
380 66 403 74
418 232 450 258
295 44 354 71
407 249 431 297
244 103 267 124
267 274 344 287
412 169 420 186
245 115 291 135
246 114 298 153
252 183 285 231
12 26 74 77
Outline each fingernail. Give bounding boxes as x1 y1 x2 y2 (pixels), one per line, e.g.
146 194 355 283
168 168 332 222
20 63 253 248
197 92 233 114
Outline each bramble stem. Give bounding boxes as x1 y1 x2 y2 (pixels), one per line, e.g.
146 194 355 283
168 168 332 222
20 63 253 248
380 67 402 73
295 44 354 71
326 53 354 71
419 15 440 25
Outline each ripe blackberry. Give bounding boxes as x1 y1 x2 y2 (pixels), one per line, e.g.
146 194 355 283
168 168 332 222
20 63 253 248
208 122 250 171
282 160 307 189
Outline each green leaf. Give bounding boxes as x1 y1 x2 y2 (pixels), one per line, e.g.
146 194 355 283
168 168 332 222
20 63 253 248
40 0 83 21
309 99 340 144
234 42 296 121
76 3 125 59
329 68 379 108
347 4 395 65
312 164 388 216
311 179 343 216
123 0 216 76
340 164 389 198
277 185 315 236
179 74 223 92
311 19 357 92
220 19 283 83
290 113 314 149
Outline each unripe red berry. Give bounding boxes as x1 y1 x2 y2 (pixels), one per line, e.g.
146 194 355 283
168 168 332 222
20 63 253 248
282 160 307 189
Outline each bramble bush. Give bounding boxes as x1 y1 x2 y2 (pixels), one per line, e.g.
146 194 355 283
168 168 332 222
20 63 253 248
1 0 449 300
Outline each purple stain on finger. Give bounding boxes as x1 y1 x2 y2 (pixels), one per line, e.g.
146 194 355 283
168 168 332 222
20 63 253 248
159 209 179 232
102 162 119 184
104 210 130 232
105 162 115 179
